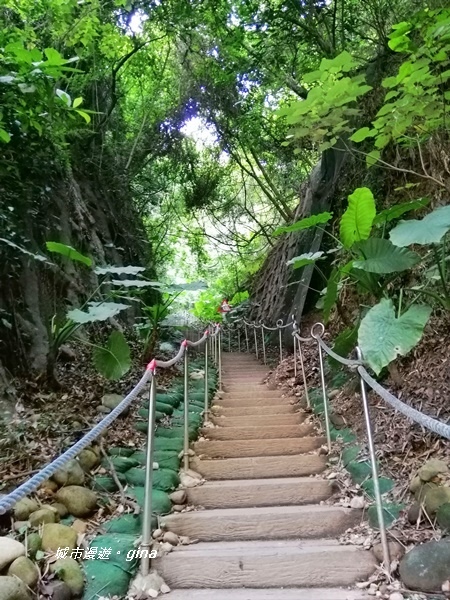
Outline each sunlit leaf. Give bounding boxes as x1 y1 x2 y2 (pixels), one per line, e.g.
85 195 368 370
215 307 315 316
68 302 130 324
94 265 146 275
340 187 376 248
273 212 333 236
0 238 51 263
46 242 92 266
373 198 429 224
286 251 324 269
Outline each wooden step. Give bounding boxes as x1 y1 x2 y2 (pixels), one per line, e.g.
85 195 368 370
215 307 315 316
220 392 290 400
202 423 315 440
162 505 360 541
212 405 296 416
218 398 294 408
194 437 324 458
166 589 368 599
211 414 305 427
186 476 334 508
154 539 377 588
191 454 326 480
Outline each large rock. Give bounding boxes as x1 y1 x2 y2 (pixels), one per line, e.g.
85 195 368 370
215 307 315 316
400 539 450 592
7 556 39 588
50 557 84 595
0 576 31 600
13 498 39 521
418 459 448 482
0 537 25 570
424 486 450 515
102 393 125 411
52 459 85 487
56 486 97 517
28 508 56 526
437 502 450 533
77 449 99 472
42 523 77 553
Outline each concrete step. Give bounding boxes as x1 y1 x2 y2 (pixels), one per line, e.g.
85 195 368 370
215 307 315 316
190 454 326 480
194 437 325 458
162 504 360 542
185 476 334 508
212 404 296 416
166 589 368 600
220 391 290 399
154 539 377 588
211 414 305 428
218 398 294 408
202 423 315 440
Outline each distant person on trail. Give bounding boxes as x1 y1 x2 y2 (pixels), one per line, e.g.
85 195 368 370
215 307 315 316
218 298 232 322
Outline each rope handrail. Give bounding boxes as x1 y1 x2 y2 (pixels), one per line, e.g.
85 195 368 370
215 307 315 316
0 325 220 515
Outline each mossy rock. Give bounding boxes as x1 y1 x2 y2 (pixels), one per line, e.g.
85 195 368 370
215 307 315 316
125 467 180 492
346 460 372 484
102 456 139 473
362 477 394 499
342 446 361 467
50 557 84 596
368 503 403 529
83 533 137 598
108 447 135 457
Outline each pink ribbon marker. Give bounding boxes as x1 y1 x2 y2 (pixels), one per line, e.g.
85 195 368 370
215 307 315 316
146 359 157 373
182 340 188 347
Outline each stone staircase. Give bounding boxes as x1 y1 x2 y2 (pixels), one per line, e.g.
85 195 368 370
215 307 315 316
155 353 375 598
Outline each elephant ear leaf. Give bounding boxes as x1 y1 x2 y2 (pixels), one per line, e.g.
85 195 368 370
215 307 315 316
389 205 450 246
353 238 420 273
93 331 131 380
358 298 431 374
46 242 92 267
340 187 376 248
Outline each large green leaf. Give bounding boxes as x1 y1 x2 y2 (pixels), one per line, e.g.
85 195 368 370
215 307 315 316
373 198 430 225
353 238 420 274
389 205 450 246
95 265 146 275
273 212 332 236
323 268 340 323
46 242 92 267
329 326 358 368
340 187 376 248
93 331 131 380
68 302 130 324
287 251 324 269
111 279 163 288
358 298 431 374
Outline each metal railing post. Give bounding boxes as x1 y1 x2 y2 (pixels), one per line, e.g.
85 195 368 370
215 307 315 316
218 327 223 391
277 319 283 363
260 321 267 365
183 342 190 471
141 365 157 575
238 327 241 352
244 322 249 352
204 333 209 423
311 323 332 453
357 347 391 571
297 335 310 409
228 327 231 353
253 325 259 360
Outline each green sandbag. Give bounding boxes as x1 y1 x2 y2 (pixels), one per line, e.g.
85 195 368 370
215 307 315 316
156 426 198 441
92 476 118 493
83 533 137 599
103 514 143 534
128 486 172 514
154 437 184 452
156 401 174 415
138 408 165 420
133 450 180 472
108 447 135 457
156 392 182 406
125 468 180 492
102 456 139 473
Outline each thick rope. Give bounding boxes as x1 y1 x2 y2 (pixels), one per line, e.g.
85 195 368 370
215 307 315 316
0 325 219 515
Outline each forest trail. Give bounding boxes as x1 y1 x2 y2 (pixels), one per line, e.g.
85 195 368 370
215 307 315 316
154 353 376 598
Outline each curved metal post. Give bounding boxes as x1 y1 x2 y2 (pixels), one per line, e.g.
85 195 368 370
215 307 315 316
183 343 190 471
297 335 310 409
357 347 391 571
141 368 157 575
293 335 297 377
311 324 331 453
277 319 283 363
238 327 241 352
228 327 231 353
